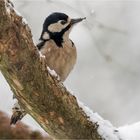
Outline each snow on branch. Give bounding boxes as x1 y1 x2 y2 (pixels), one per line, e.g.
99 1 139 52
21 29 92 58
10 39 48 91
1 0 139 139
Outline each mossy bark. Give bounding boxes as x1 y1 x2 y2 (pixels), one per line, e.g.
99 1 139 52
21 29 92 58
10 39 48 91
0 0 103 139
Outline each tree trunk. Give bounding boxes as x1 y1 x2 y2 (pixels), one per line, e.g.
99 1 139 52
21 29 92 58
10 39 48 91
0 0 120 139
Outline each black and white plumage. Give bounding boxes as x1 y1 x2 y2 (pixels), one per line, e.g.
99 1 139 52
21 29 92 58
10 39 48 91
37 12 86 81
10 12 86 125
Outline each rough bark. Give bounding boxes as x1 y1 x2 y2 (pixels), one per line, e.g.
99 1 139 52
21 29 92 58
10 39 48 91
0 0 106 139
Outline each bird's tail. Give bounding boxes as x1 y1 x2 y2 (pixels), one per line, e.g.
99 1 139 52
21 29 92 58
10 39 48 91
10 111 26 125
10 111 25 125
10 101 26 125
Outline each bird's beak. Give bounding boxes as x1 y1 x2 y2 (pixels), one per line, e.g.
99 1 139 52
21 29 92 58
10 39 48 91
70 17 86 25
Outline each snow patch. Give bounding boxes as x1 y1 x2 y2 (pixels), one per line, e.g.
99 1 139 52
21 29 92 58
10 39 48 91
13 8 21 16
22 17 28 24
77 99 121 140
39 51 45 59
38 52 60 80
119 122 140 140
47 67 58 78
14 9 28 24
5 0 28 25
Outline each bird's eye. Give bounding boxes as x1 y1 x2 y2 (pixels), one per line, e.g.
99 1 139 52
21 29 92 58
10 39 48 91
60 20 67 25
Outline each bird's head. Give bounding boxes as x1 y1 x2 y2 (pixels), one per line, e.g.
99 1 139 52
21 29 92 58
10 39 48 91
40 12 86 47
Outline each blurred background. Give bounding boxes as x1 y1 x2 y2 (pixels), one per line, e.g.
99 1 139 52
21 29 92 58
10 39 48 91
0 0 140 136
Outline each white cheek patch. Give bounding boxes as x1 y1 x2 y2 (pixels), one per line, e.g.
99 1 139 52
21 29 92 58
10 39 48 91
42 32 50 40
48 22 65 32
48 18 70 33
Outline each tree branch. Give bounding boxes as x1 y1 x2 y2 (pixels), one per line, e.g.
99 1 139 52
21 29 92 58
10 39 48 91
0 0 121 139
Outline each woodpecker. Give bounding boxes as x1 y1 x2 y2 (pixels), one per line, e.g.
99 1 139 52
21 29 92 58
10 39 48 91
10 12 86 125
38 12 86 81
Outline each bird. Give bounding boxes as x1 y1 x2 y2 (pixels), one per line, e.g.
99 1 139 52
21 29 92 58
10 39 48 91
10 12 86 125
37 12 86 81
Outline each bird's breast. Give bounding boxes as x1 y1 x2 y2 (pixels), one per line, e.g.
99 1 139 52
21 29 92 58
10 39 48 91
40 40 77 81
